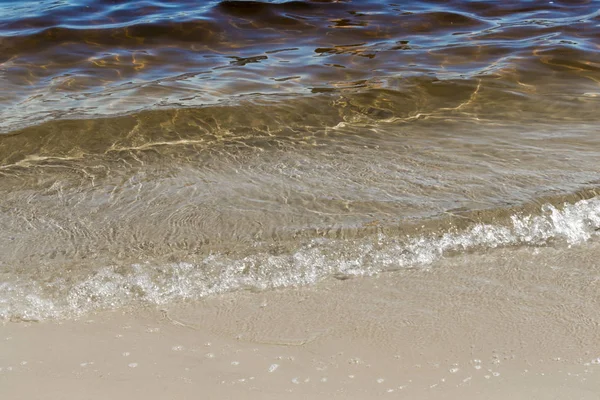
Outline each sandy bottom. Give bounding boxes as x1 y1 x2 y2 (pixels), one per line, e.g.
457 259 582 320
3 241 600 399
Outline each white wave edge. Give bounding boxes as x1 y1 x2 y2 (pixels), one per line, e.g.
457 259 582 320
2 197 600 321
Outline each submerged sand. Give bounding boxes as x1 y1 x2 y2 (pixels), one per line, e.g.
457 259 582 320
2 239 600 399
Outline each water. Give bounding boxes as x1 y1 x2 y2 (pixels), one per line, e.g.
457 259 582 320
3 0 599 130
1 0 600 320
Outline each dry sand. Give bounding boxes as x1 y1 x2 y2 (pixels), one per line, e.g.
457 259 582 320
2 241 600 399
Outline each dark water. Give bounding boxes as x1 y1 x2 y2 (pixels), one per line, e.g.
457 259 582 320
2 0 600 130
1 0 600 320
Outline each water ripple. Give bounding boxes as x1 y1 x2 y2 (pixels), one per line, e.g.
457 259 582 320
1 0 599 131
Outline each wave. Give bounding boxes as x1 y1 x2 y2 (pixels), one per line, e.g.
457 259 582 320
2 194 600 321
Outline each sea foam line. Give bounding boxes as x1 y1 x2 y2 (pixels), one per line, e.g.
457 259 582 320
2 197 600 321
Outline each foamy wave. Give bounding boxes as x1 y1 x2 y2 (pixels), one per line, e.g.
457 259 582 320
2 197 600 321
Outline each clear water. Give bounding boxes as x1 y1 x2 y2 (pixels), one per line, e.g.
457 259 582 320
1 0 600 320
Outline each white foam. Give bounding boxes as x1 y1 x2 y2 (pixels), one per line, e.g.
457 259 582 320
1 197 600 321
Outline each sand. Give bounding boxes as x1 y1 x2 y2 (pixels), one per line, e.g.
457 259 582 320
2 240 600 399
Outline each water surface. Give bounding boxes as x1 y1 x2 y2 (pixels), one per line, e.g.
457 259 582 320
1 0 600 320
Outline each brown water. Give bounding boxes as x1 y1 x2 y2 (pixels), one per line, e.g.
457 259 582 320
1 0 600 320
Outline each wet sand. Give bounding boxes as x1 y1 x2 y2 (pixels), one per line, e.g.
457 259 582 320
3 239 600 399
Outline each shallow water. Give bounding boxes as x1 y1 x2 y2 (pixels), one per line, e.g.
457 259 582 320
1 0 600 320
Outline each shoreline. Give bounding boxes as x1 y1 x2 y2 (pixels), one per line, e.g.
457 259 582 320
3 240 600 399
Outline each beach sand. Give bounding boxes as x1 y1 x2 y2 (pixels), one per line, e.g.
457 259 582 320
3 240 600 399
